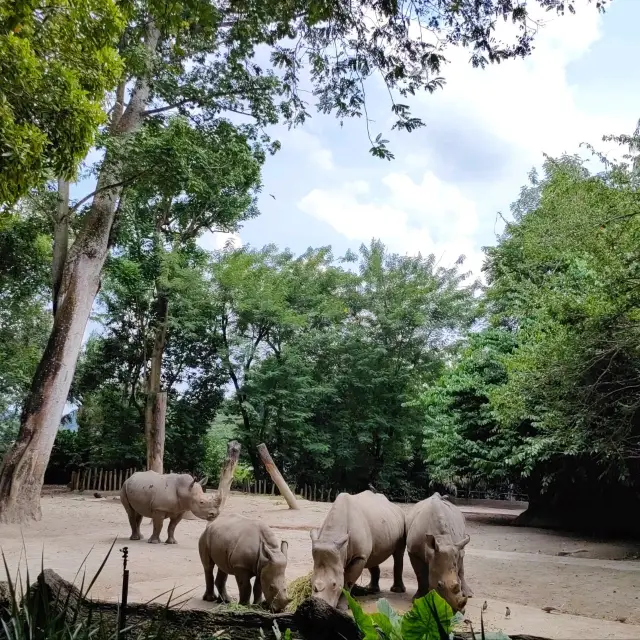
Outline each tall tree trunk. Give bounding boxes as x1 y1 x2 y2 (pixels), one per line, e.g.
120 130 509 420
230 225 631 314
52 178 70 315
145 292 169 473
0 24 161 524
217 440 241 507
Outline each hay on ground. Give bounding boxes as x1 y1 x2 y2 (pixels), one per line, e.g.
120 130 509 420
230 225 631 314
286 572 312 612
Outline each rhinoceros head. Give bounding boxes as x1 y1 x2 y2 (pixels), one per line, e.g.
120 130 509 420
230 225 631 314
425 533 470 612
310 529 348 608
259 540 290 612
188 477 222 521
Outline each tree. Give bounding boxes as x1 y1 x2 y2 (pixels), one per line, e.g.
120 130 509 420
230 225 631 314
0 0 123 203
110 117 262 472
0 193 53 455
479 146 640 533
0 0 605 522
221 240 478 498
419 327 520 492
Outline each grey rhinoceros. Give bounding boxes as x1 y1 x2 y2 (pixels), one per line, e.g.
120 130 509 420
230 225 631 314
198 513 290 612
310 490 406 609
121 471 221 544
406 492 472 612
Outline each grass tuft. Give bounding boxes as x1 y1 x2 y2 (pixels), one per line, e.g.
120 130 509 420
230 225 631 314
285 572 312 612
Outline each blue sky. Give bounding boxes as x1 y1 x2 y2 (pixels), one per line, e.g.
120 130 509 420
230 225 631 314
192 0 639 279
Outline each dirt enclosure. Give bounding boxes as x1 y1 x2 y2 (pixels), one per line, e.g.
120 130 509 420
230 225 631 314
1 490 640 639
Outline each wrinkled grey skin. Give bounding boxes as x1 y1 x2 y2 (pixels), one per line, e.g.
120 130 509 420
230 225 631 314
120 471 221 544
406 492 472 612
198 513 290 612
310 490 406 610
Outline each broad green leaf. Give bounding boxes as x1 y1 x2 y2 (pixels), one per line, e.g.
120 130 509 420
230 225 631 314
400 590 453 640
377 598 402 630
344 590 378 640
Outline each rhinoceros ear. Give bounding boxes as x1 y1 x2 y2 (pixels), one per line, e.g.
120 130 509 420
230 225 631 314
456 535 470 550
189 477 196 490
334 534 349 551
425 534 439 553
309 528 319 542
281 540 289 558
260 540 276 563
199 476 209 489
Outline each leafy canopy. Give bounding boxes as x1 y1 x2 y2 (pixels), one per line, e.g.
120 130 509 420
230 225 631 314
0 0 123 203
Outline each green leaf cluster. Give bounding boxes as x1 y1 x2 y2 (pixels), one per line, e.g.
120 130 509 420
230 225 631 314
0 0 123 203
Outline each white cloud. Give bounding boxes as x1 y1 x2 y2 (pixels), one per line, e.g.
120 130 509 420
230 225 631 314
295 4 637 280
298 171 484 276
418 5 623 163
286 129 335 171
198 231 243 252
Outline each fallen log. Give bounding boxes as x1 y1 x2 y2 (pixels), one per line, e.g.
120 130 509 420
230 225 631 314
256 443 299 510
3 571 552 640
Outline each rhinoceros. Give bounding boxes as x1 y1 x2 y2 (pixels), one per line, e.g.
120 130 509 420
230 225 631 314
406 492 472 612
310 490 406 609
198 513 290 612
120 471 221 544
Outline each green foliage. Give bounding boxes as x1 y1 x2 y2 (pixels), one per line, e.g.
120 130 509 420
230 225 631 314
0 0 123 203
218 240 478 497
0 193 52 433
420 328 520 489
400 591 452 640
0 545 185 640
346 589 454 640
421 125 640 528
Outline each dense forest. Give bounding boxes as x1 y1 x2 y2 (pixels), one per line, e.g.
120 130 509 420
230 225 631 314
3 0 638 534
4 135 640 534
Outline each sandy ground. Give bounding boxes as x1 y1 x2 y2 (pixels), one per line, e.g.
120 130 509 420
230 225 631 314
1 490 640 639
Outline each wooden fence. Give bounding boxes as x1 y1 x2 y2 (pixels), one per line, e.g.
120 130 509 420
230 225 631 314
69 468 138 493
232 479 341 502
67 469 528 504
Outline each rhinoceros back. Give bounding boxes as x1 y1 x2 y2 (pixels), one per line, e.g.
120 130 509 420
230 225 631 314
122 470 189 517
201 513 275 574
321 490 404 568
407 493 466 550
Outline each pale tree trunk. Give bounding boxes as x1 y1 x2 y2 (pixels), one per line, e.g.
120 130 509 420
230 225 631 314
0 24 161 524
257 443 299 509
145 293 169 473
52 178 70 314
218 440 241 508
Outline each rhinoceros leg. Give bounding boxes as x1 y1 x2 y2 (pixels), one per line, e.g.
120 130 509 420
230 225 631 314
166 513 183 544
215 569 232 603
252 576 264 605
235 570 252 605
198 534 216 602
147 512 164 544
121 487 144 540
459 555 473 597
351 566 380 595
408 551 429 601
342 556 368 599
202 562 216 601
390 542 406 593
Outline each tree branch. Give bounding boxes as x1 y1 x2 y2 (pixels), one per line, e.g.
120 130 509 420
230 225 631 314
142 98 194 117
69 171 147 214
